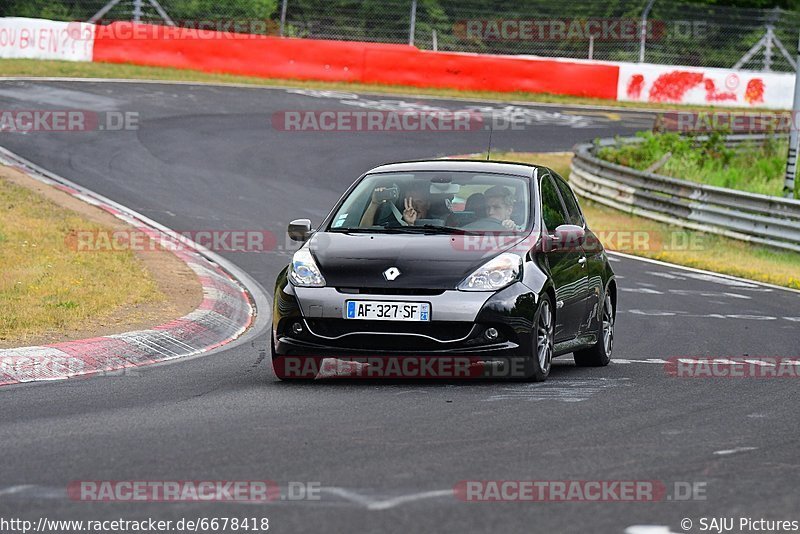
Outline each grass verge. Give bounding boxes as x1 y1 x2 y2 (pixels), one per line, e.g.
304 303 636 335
0 165 200 347
484 151 800 290
596 131 796 198
0 59 780 113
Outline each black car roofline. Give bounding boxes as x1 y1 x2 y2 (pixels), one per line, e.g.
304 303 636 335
365 159 540 177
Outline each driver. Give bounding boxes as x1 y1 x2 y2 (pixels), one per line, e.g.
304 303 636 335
484 185 520 230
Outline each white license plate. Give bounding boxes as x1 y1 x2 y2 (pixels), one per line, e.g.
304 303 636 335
345 300 430 321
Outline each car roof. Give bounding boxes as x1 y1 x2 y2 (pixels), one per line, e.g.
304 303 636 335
365 159 540 178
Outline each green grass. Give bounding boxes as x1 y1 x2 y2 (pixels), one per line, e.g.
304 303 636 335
482 151 800 290
0 59 784 113
597 131 796 198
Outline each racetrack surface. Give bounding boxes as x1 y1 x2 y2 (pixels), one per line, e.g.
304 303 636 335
0 80 798 533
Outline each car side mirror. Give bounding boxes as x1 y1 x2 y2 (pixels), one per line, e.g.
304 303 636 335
288 219 314 242
551 224 586 251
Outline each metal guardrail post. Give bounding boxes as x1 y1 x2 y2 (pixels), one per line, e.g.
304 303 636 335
89 0 174 25
785 33 800 198
408 0 417 46
280 0 288 37
639 0 656 63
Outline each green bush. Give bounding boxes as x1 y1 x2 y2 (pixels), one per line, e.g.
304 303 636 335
598 131 794 198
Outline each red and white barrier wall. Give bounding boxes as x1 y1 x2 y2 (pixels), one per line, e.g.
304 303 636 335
0 17 94 61
0 17 794 108
616 62 794 109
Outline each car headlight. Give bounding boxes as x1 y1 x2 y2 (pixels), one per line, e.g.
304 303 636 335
458 253 521 291
289 247 326 287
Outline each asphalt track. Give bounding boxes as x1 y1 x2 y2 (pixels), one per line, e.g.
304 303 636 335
0 80 799 534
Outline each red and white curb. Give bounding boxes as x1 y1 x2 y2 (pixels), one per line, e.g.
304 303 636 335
0 147 266 386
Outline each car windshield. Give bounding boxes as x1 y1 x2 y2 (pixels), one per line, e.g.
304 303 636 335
329 171 531 234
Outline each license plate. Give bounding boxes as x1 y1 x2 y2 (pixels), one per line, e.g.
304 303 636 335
345 300 430 321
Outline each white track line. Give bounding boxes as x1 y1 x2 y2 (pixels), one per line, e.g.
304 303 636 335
609 251 800 295
625 526 681 534
315 487 454 510
0 485 34 496
366 490 455 511
713 447 758 456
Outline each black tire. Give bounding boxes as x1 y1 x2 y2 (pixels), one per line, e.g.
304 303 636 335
523 294 554 382
574 289 614 367
271 336 314 381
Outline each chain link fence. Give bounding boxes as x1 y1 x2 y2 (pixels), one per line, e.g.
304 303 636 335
3 0 798 72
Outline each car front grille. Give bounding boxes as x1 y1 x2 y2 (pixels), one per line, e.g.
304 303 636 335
304 319 476 350
336 287 445 296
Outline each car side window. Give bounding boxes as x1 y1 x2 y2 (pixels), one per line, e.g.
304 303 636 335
540 174 568 232
552 173 585 227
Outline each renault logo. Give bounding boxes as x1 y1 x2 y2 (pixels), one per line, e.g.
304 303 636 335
383 267 401 281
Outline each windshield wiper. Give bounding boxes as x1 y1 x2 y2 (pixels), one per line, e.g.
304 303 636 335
329 227 379 233
415 225 478 235
329 225 477 235
328 227 416 234
370 225 480 235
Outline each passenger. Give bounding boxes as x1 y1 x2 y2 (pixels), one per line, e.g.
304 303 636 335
360 182 431 226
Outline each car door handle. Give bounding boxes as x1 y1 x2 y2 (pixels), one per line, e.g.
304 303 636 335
577 257 587 267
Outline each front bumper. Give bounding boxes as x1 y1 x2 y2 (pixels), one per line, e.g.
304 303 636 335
272 271 539 360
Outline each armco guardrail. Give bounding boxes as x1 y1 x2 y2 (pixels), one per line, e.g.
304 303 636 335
570 134 800 253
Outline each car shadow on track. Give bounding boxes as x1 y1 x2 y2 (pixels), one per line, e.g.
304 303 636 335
267 359 611 388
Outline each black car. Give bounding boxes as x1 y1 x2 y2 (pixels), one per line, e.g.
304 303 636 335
272 160 616 382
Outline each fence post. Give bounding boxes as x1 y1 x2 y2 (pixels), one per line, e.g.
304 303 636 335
132 0 142 22
785 32 800 198
408 0 417 46
764 26 774 72
279 0 288 37
639 0 656 62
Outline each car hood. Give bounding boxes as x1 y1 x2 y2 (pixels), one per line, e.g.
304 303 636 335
307 231 531 290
